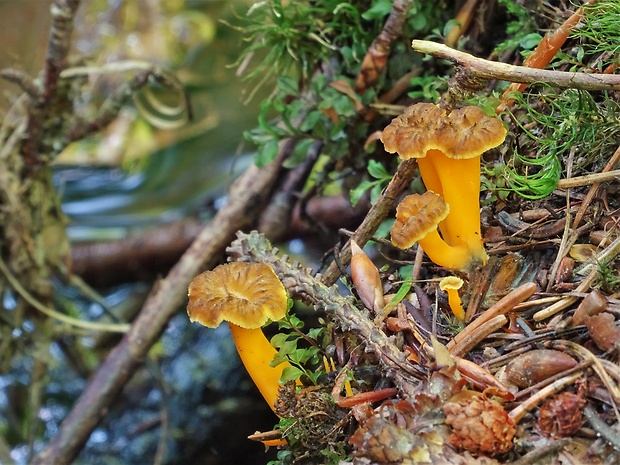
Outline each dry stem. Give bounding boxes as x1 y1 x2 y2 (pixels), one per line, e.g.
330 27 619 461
410 40 620 92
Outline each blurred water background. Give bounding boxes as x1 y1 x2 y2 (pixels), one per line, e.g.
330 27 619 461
0 1 282 463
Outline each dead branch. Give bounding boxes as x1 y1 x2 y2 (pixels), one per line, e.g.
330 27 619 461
410 40 620 92
21 0 81 169
354 0 414 94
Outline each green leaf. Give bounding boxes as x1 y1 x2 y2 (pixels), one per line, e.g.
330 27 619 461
255 137 279 167
443 19 460 38
519 33 543 50
279 366 304 384
283 138 315 168
270 333 290 348
370 183 383 204
361 0 392 20
277 75 299 96
270 352 289 367
367 159 389 179
350 179 375 206
299 110 323 132
279 339 299 356
306 327 323 340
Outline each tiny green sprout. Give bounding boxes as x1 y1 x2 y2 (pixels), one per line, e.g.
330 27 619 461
505 86 619 199
271 307 325 385
597 260 620 294
407 74 446 102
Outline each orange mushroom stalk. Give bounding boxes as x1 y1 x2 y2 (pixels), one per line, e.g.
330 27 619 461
440 276 465 321
391 191 474 271
382 103 507 266
187 261 291 412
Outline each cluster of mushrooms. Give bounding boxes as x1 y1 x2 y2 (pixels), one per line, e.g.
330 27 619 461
383 102 507 272
185 103 508 432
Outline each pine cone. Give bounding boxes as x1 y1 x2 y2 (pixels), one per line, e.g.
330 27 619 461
442 391 515 456
538 391 586 438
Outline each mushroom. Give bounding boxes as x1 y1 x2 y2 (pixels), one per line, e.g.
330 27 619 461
391 191 473 271
187 261 291 412
440 276 465 321
382 103 507 265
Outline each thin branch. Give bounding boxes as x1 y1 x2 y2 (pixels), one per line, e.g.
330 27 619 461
355 0 414 94
410 40 620 92
43 0 80 99
557 168 620 188
21 0 81 168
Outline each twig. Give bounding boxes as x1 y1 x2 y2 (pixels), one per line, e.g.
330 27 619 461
43 0 81 101
448 282 537 351
533 267 598 320
0 69 40 98
0 254 130 333
583 405 620 450
511 439 569 465
21 0 81 168
509 372 582 423
572 145 620 228
30 145 291 465
320 159 418 286
498 211 567 239
448 314 508 358
557 169 620 189
63 70 153 146
354 0 414 94
410 40 620 92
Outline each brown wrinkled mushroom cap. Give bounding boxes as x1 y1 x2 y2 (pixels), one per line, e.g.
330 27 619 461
391 191 449 249
187 262 287 329
381 103 506 160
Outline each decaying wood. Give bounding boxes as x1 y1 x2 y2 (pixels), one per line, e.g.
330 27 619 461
354 0 414 94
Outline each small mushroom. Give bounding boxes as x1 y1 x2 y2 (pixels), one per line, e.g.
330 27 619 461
440 276 465 321
391 191 473 271
382 103 507 265
187 261 291 412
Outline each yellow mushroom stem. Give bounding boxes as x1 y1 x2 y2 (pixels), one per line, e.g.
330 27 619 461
440 277 466 322
418 151 487 265
228 323 293 412
417 228 474 271
446 289 465 321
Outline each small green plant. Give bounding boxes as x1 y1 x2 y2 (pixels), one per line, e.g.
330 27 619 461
505 86 619 199
571 0 620 71
350 159 393 206
271 308 324 384
494 0 539 56
407 74 446 102
597 260 620 294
